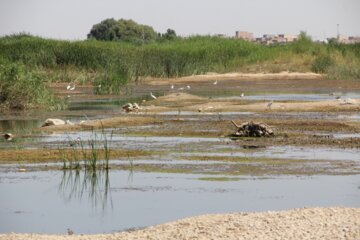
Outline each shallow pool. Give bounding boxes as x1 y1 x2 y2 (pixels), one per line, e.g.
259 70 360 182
0 170 359 234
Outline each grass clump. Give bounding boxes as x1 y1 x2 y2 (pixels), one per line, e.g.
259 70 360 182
0 59 65 111
311 55 334 73
59 130 112 171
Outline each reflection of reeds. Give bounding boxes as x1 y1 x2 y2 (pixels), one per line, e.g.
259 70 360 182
59 168 112 210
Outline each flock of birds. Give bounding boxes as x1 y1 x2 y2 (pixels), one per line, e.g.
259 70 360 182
66 83 76 91
149 80 248 104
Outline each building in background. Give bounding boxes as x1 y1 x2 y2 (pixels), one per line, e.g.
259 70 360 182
235 31 298 45
255 34 297 45
235 31 254 41
337 35 360 44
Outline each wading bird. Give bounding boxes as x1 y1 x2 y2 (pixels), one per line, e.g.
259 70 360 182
150 92 157 99
266 100 274 109
213 80 218 85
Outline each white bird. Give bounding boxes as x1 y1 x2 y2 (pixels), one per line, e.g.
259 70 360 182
66 85 71 90
170 85 174 89
150 92 157 99
186 85 191 89
213 80 218 85
240 93 244 97
266 100 274 109
69 84 75 91
342 98 355 105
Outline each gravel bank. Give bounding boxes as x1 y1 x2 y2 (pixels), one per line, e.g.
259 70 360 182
1 207 359 240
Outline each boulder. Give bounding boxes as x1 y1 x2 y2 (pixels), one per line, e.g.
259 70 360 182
42 118 66 127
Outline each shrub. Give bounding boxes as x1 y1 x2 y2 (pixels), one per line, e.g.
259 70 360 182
311 55 334 73
0 60 64 111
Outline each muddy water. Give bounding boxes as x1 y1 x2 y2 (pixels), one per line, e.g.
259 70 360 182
0 170 359 234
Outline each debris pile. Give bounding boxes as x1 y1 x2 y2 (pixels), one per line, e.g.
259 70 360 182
4 133 14 141
122 102 140 113
231 120 274 137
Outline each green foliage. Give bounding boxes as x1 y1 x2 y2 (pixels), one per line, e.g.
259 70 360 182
291 31 314 54
311 55 334 73
87 18 157 43
94 66 130 94
0 32 360 110
0 59 64 111
159 29 178 41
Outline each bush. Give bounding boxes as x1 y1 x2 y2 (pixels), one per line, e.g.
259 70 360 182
0 60 64 111
311 55 334 73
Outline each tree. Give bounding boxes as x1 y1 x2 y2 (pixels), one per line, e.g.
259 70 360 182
161 29 177 41
87 18 157 43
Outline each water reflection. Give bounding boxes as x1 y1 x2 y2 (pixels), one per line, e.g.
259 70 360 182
0 119 41 132
59 169 112 210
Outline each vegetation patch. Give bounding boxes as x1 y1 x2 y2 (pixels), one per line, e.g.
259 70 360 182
0 149 153 164
0 59 64 111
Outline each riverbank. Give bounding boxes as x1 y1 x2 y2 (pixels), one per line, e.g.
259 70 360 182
1 207 359 240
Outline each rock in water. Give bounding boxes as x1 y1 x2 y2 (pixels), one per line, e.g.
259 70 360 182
42 118 66 127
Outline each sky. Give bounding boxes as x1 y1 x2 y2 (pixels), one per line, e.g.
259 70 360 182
0 0 359 41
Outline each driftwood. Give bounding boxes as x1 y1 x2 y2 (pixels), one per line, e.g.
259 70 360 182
231 120 274 137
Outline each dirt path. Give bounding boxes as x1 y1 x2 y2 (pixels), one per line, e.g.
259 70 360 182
1 207 359 240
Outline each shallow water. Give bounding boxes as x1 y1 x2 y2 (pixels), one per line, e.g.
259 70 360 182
1 90 360 234
221 92 360 102
0 119 41 132
187 145 360 162
0 170 359 234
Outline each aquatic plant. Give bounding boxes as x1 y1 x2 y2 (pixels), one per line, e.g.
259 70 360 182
59 129 113 171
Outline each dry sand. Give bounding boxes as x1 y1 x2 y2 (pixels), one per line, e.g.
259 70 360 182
1 207 359 240
147 71 323 85
142 92 360 113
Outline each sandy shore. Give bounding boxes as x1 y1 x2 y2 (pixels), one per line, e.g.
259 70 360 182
142 92 360 113
147 71 323 85
1 207 359 240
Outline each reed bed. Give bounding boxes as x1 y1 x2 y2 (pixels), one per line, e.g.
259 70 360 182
0 33 359 110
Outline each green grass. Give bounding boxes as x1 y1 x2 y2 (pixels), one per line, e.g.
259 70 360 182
0 33 359 110
0 58 65 111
